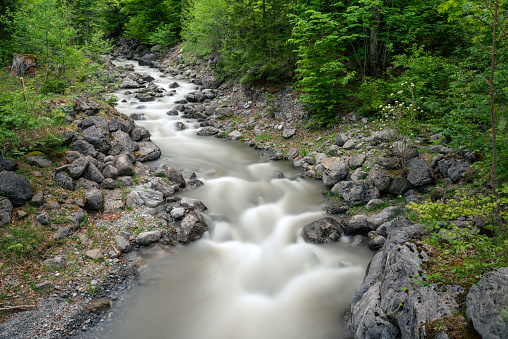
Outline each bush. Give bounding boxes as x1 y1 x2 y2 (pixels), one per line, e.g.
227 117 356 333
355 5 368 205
40 75 68 95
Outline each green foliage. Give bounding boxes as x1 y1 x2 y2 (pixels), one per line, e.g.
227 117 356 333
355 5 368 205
0 222 49 261
40 75 69 95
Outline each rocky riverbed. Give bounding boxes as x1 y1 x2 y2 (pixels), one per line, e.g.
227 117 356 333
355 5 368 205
1 39 507 339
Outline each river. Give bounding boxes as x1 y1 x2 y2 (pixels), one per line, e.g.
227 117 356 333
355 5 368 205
101 59 372 339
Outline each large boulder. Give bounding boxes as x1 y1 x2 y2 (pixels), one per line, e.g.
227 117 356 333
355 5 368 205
322 162 349 187
0 197 13 226
331 181 379 206
126 189 164 208
0 171 33 206
406 157 432 187
25 154 52 167
85 188 104 211
83 125 111 153
466 267 508 339
114 154 135 176
54 171 74 190
67 157 89 178
0 156 16 172
136 230 161 245
301 217 342 243
135 141 161 162
367 206 402 228
197 127 220 136
75 96 100 114
70 139 98 158
83 163 105 183
342 215 371 235
178 211 208 243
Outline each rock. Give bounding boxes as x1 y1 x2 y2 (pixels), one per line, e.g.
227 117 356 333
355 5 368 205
43 256 65 267
448 161 468 183
36 213 51 225
85 249 104 260
202 76 219 89
368 235 386 251
35 281 52 290
324 202 349 215
376 156 400 169
78 116 109 131
54 171 74 190
466 267 508 339
335 133 349 147
0 156 16 172
351 235 369 247
176 122 186 130
85 188 104 211
178 211 208 243
342 215 371 235
370 129 397 142
180 197 207 212
135 141 161 162
114 235 131 252
331 181 379 206
68 157 89 178
102 164 119 179
82 126 111 153
70 139 98 158
168 81 179 88
343 139 355 149
84 298 113 312
366 199 384 210
114 154 135 176
367 206 402 228
25 154 52 167
406 157 432 187
388 177 410 195
368 167 393 191
252 129 262 136
4 275 20 288
116 176 134 187
126 189 164 208
322 162 349 187
70 209 85 225
216 107 233 117
165 168 186 188
0 171 33 206
30 191 44 207
349 153 366 168
282 127 296 139
76 177 100 190
0 197 13 226
119 79 143 89
103 190 124 213
151 179 176 198
197 126 220 136
301 217 342 244
229 130 242 140
83 163 104 183
136 230 161 245
75 96 100 114
170 207 186 219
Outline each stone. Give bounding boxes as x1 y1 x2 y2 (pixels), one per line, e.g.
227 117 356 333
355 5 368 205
282 127 296 139
368 167 393 191
178 211 208 243
151 179 176 198
83 163 104 184
115 154 135 176
448 161 469 183
368 235 386 251
180 197 207 212
343 139 355 149
136 230 162 245
103 190 124 213
102 164 119 179
35 281 52 290
388 177 410 196
349 153 366 168
335 133 349 147
301 217 342 244
170 207 186 219
197 126 220 136
165 168 186 188
229 130 242 140
0 171 33 206
43 256 65 267
342 215 371 235
83 297 113 312
322 161 349 187
70 139 98 158
0 156 16 172
176 122 186 130
370 129 397 142
466 267 508 339
117 176 134 187
135 141 161 162
54 171 74 190
331 181 379 206
76 177 100 190
25 154 52 167
0 197 13 226
75 96 100 114
321 157 340 169
36 213 51 225
406 157 432 187
114 235 132 252
367 206 402 228
324 202 349 215
351 170 368 183
85 249 104 260
4 275 20 288
67 157 89 178
366 199 384 210
85 188 104 211
70 209 85 225
126 189 164 208
30 191 44 207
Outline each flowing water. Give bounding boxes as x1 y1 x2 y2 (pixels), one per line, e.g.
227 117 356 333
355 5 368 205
104 60 372 339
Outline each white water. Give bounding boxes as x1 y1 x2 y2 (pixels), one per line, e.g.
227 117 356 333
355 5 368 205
105 60 371 339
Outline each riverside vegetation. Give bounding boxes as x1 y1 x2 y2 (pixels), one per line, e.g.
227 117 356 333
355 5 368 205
0 0 507 338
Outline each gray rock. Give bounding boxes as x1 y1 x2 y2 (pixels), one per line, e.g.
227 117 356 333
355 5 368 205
126 189 164 208
216 107 233 117
83 125 111 153
25 154 52 167
54 171 74 190
466 267 508 339
85 249 103 260
252 129 262 136
151 179 176 198
119 79 143 89
366 199 384 210
85 188 104 211
342 139 355 149
387 177 410 195
331 181 379 206
368 235 386 251
76 177 100 190
370 129 397 142
322 162 349 187
130 127 150 142
83 163 105 183
367 206 402 228
343 215 370 235
35 281 52 290
448 161 468 183
30 191 44 207
165 168 186 188
0 156 16 172
283 127 296 139
43 256 65 267
102 164 119 179
324 202 349 215
135 141 161 162
114 235 132 252
0 171 33 206
368 167 393 191
351 170 368 183
180 197 207 212
70 139 98 157
103 190 124 213
36 213 51 225
301 217 342 243
349 153 366 168
406 157 432 187
178 211 208 243
70 209 85 225
0 197 13 226
67 157 89 178
429 145 451 154
229 130 242 140
136 230 162 245
335 133 349 147
115 154 135 176
431 154 444 168
197 126 220 136
170 207 186 219
176 122 187 130
75 96 100 113
116 176 134 187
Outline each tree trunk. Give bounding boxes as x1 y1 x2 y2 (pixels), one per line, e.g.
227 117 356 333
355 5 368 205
10 54 38 77
368 6 381 78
